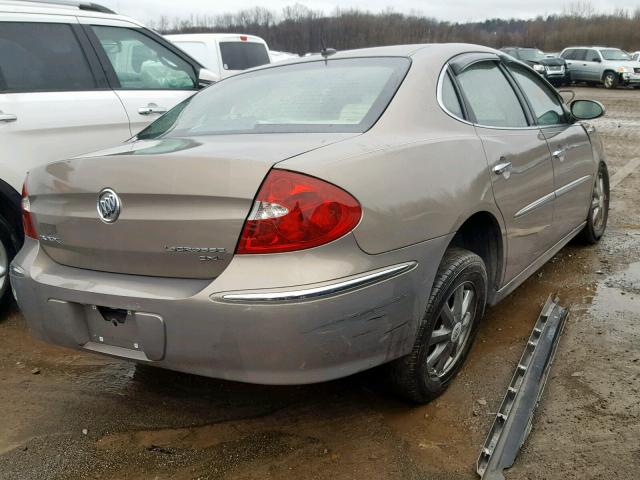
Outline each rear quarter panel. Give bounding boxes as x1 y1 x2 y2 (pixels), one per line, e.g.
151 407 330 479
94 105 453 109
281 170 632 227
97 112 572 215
278 49 504 255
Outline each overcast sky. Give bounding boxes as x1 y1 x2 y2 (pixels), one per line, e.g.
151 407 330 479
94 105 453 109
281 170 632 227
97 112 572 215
100 0 635 24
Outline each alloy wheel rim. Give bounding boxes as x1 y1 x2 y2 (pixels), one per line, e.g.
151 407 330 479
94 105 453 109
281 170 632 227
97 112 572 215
591 170 607 230
0 240 7 297
604 75 613 88
426 281 476 378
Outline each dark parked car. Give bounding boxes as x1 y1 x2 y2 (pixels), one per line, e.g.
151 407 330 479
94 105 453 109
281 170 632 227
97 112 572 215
501 47 570 86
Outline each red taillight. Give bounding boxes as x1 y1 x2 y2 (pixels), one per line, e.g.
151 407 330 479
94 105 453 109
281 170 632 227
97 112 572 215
21 181 38 239
240 35 248 41
236 169 362 254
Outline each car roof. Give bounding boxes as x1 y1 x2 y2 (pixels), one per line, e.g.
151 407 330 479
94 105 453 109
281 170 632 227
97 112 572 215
298 43 496 61
562 46 613 50
165 33 267 44
243 43 499 76
0 0 144 27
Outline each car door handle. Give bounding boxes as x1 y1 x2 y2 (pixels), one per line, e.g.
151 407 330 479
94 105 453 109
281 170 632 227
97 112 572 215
552 148 566 161
0 112 17 123
493 161 513 177
138 104 167 115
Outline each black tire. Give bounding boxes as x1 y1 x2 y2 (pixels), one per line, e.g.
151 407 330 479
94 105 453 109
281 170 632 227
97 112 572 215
578 162 609 244
603 71 619 89
387 248 487 404
0 213 19 309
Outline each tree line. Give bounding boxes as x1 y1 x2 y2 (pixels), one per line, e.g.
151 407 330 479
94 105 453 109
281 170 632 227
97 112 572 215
152 2 640 55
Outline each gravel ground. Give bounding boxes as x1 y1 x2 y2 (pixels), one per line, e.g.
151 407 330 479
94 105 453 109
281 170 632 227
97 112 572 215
0 87 638 480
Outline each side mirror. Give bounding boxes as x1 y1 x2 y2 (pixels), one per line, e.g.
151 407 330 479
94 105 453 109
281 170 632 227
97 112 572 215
592 57 602 63
570 99 605 120
198 68 219 88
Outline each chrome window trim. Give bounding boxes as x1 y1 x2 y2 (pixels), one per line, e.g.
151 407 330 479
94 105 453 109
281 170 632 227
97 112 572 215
436 62 569 131
219 261 417 302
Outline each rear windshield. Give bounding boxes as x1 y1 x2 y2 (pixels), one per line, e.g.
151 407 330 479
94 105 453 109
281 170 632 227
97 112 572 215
219 41 270 70
137 57 411 138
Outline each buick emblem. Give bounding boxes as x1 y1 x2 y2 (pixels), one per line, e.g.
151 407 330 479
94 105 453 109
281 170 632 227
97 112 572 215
97 188 121 224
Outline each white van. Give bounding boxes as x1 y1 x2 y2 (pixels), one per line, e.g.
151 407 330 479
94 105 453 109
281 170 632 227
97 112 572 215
165 34 271 80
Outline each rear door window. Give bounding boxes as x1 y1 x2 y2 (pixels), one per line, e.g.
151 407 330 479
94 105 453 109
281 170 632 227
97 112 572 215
456 61 528 128
586 49 600 62
573 49 588 61
219 42 270 71
92 26 196 90
0 22 96 92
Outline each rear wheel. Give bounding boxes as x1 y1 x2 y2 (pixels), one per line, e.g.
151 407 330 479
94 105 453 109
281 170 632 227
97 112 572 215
578 162 609 244
0 214 18 309
387 248 487 404
603 72 618 89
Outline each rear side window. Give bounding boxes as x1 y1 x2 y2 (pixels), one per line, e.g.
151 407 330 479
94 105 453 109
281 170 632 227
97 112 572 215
92 26 196 90
456 62 527 128
561 49 574 60
507 64 567 126
219 42 270 70
0 22 96 92
441 72 464 119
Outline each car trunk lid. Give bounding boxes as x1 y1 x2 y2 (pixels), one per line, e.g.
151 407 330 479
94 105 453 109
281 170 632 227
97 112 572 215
27 133 355 279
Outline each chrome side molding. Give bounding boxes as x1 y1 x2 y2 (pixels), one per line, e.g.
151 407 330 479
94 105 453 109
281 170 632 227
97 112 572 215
219 261 417 302
514 174 593 219
514 192 555 219
554 175 591 198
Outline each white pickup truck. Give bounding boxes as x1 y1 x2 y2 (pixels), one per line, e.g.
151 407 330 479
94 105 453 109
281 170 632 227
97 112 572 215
165 33 271 80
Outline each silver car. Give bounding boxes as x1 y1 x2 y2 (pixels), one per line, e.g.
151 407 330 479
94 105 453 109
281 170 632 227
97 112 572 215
12 44 609 403
561 46 640 89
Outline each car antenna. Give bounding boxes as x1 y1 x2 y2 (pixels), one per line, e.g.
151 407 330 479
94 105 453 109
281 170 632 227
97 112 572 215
320 38 337 60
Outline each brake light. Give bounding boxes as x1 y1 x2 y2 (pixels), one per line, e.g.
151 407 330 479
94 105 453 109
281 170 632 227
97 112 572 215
236 170 362 254
240 35 248 41
21 181 38 239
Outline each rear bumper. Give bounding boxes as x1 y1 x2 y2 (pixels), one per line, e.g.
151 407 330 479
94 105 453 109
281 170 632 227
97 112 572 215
11 235 450 384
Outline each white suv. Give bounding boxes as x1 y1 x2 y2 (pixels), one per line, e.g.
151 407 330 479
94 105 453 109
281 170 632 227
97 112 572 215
560 46 640 89
0 0 217 306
